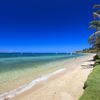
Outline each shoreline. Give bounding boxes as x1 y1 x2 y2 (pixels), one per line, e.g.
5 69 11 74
0 54 94 100
0 56 79 94
0 55 85 94
0 68 66 100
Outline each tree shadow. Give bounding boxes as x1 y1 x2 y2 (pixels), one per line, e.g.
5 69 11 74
81 64 94 69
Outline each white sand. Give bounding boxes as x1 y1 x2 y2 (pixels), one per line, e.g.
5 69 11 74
6 54 95 100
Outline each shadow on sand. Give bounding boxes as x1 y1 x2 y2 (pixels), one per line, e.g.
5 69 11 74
81 60 94 69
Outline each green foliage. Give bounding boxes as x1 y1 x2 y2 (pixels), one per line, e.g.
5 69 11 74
89 20 100 29
88 31 100 50
96 10 100 15
88 5 100 51
93 5 100 19
95 59 100 65
93 55 100 61
79 61 100 100
80 5 100 99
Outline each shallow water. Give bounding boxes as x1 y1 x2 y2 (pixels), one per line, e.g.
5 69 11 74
0 53 83 94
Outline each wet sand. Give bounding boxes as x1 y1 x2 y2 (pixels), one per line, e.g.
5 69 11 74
0 57 81 94
9 54 95 100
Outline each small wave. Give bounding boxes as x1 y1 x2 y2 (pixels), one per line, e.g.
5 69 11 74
0 68 66 100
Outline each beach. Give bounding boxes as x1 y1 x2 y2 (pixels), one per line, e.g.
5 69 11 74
6 54 94 100
0 54 84 99
1 0 99 99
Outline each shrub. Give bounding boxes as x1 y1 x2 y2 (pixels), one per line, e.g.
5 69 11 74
93 55 100 61
95 59 100 65
83 81 88 89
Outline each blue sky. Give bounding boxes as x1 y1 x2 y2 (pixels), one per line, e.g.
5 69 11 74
0 0 99 52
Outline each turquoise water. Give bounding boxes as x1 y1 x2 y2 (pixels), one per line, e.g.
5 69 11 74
0 53 83 73
0 53 84 93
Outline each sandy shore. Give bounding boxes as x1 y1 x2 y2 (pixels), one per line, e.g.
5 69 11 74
9 54 95 100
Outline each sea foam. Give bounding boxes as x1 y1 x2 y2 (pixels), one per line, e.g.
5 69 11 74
0 68 66 100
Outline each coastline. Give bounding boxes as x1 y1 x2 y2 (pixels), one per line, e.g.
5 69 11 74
0 55 83 94
0 54 94 100
0 68 66 100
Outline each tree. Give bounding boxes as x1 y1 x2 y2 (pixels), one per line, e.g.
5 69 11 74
89 20 100 30
88 31 100 50
93 4 100 19
88 4 100 52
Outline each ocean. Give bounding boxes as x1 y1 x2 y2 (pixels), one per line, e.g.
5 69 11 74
0 53 83 73
0 53 84 98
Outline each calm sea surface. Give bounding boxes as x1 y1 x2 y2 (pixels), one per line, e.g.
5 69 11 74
0 53 83 73
0 53 84 93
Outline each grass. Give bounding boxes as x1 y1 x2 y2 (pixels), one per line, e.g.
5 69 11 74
79 55 100 100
